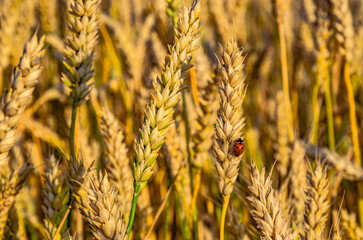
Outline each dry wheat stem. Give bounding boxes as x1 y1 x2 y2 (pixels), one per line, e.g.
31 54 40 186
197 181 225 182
0 34 45 170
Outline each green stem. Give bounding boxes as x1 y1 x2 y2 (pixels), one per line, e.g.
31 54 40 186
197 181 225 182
127 184 140 237
70 100 77 160
323 63 335 150
67 100 78 229
175 193 190 239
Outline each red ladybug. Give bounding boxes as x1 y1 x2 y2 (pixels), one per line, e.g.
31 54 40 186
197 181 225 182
233 138 245 157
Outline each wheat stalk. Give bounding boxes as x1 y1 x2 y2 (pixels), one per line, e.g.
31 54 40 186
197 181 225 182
0 34 45 170
247 162 292 240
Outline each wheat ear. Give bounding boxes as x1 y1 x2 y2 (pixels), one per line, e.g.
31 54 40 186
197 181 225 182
99 109 133 219
127 0 201 234
304 162 330 240
76 172 127 240
132 0 201 193
0 34 45 170
247 162 292 240
289 141 307 238
61 0 101 105
341 209 363 240
42 155 69 240
212 38 246 240
0 163 33 237
213 39 246 198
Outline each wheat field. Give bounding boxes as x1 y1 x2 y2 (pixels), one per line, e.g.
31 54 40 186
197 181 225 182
0 0 362 239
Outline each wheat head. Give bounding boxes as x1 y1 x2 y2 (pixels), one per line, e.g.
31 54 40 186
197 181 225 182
213 39 246 198
133 0 201 193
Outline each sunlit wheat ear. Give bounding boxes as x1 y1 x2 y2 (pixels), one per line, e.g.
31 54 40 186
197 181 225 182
247 162 292 240
76 172 128 240
304 161 330 240
0 34 45 170
61 0 101 105
99 109 133 218
0 163 33 237
133 0 201 193
341 209 363 240
213 38 246 197
42 155 69 240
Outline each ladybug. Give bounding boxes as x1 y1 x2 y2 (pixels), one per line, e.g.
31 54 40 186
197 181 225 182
233 138 245 157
